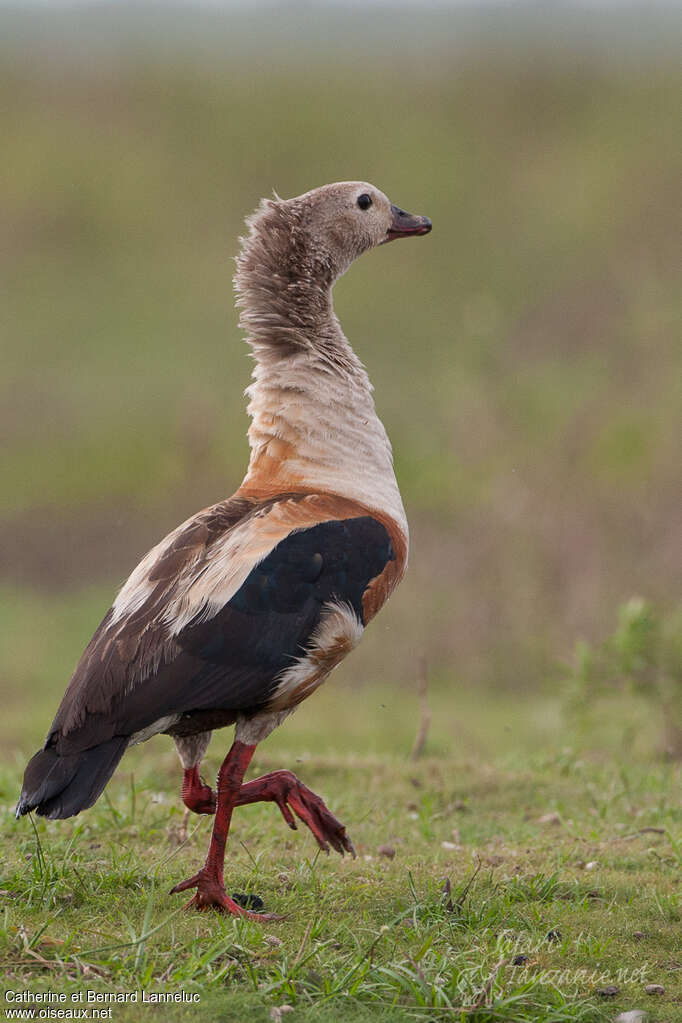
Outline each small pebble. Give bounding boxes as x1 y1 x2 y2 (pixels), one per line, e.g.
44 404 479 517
512 954 530 965
595 985 620 998
537 812 561 826
585 860 600 871
232 892 264 911
264 935 283 947
644 984 665 996
441 841 458 851
269 1007 294 1023
615 1012 647 1023
377 844 396 859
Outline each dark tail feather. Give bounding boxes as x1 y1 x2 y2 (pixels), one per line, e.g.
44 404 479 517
16 737 128 820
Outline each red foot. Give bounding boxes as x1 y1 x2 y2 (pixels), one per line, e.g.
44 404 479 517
180 763 355 857
237 770 355 857
169 869 284 921
182 765 217 815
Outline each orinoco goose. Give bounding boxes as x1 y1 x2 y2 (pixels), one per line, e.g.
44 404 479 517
17 182 431 919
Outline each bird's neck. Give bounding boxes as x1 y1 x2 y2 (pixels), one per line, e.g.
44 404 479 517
238 281 407 538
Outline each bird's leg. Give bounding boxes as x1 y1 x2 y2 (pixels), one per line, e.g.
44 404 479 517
170 740 283 920
181 764 217 815
177 764 354 856
235 770 355 857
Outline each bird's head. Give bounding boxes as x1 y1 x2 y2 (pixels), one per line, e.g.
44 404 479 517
236 181 431 297
292 181 432 278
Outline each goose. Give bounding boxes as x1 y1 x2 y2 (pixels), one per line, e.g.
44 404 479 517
16 182 432 919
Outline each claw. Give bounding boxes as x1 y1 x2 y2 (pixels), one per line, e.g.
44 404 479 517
274 798 298 831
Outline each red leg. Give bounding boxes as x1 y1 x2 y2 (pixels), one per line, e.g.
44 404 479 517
170 740 283 920
178 763 354 857
181 764 216 814
236 770 355 857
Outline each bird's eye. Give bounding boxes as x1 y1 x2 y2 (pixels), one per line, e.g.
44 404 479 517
357 194 372 211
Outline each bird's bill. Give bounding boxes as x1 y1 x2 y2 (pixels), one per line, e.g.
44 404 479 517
382 203 432 243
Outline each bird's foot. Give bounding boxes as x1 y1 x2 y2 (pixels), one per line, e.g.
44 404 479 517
181 766 217 815
240 770 356 857
169 869 284 921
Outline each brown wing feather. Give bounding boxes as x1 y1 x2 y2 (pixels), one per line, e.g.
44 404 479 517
51 495 259 737
48 490 396 745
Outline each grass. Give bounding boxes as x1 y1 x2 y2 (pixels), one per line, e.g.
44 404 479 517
1 599 679 1022
1 656 680 1021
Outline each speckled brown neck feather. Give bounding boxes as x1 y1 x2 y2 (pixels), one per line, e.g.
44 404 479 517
234 190 408 540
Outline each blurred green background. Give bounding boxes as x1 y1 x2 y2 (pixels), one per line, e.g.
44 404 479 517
1 2 681 764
